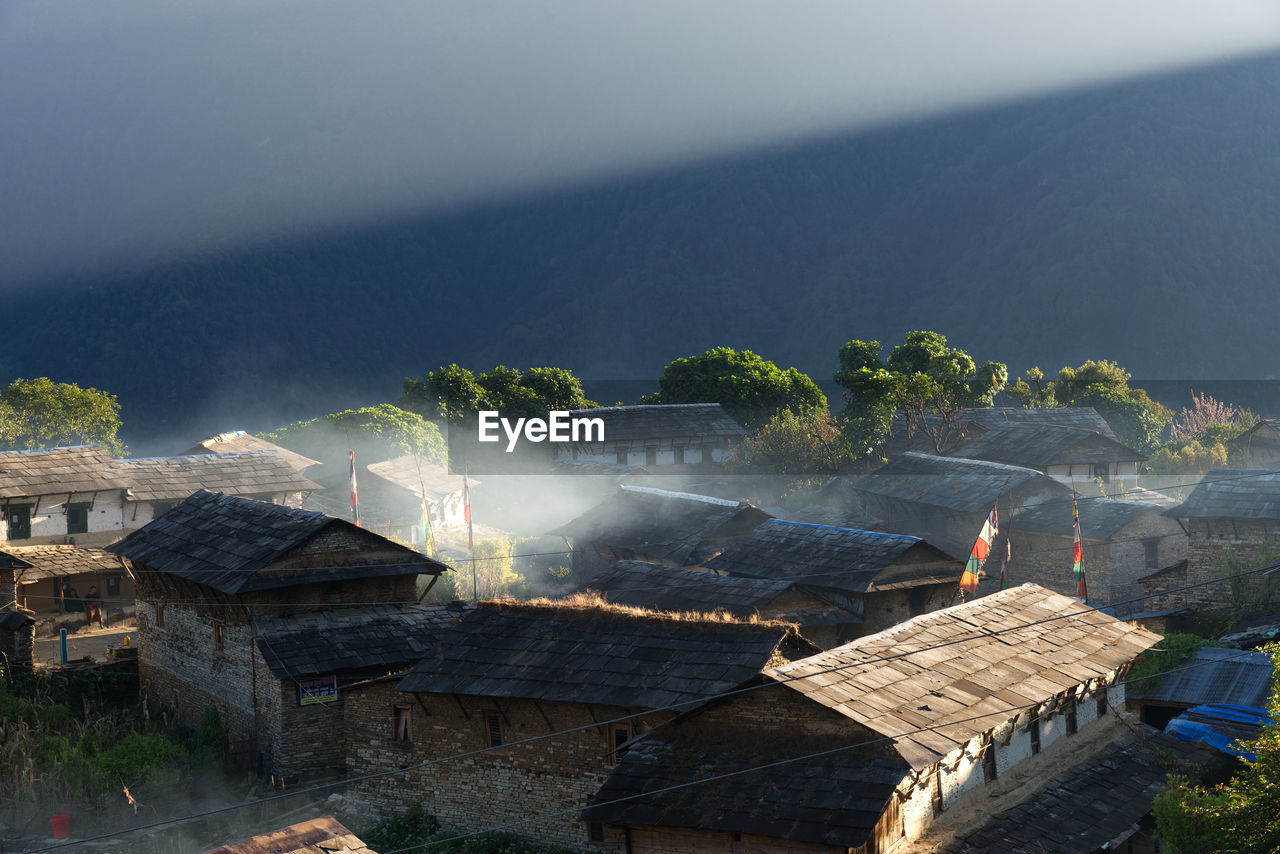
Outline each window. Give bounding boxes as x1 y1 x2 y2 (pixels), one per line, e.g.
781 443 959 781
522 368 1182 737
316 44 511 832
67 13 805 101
587 823 604 843
484 711 503 747
1090 463 1110 480
981 735 997 782
106 573 121 597
1028 710 1041 754
393 705 412 743
644 449 657 467
606 724 632 766
66 502 91 535
615 449 628 465
1097 691 1108 718
1144 539 1160 570
1066 700 1078 735
213 620 225 653
154 602 166 629
674 446 686 464
3 504 32 541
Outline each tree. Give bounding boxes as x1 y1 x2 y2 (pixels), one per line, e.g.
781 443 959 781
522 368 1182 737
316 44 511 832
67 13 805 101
1147 392 1257 476
0 377 126 456
640 347 827 432
399 365 593 422
264 404 446 468
741 408 846 475
834 331 1007 455
1008 359 1172 453
1153 643 1280 853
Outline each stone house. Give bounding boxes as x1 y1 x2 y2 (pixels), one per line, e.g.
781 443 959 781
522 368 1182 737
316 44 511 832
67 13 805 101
945 423 1145 492
107 489 448 780
1003 498 1186 611
182 430 320 474
835 452 1072 563
699 519 965 642
583 560 860 649
1142 469 1280 612
583 584 1158 854
1228 420 1280 470
879 407 1118 457
0 544 135 628
1126 646 1272 729
0 446 131 546
343 598 819 851
0 608 36 674
552 485 771 584
554 404 746 468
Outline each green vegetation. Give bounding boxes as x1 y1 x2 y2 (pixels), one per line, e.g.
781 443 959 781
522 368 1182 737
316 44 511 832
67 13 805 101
1126 633 1214 696
641 347 826 432
1147 392 1257 476
0 377 126 456
1153 644 1280 853
355 806 577 854
741 408 846 475
835 331 1006 455
265 404 445 467
400 365 594 423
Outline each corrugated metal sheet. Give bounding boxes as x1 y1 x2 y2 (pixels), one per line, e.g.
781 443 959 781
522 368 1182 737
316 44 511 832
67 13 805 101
1135 646 1273 708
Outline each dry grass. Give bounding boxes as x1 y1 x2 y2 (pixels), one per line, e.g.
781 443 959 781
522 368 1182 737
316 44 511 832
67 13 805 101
476 590 800 631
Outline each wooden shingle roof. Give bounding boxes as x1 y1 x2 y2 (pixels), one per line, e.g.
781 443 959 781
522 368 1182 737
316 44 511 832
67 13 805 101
703 519 961 594
768 584 1159 768
183 431 320 473
551 486 771 565
107 490 445 595
0 544 129 582
365 456 477 501
1010 498 1165 540
947 423 1145 468
1165 469 1280 520
566 403 746 444
397 599 816 709
202 817 375 854
582 725 909 848
847 452 1067 513
0 446 128 499
114 451 320 502
255 603 465 679
588 560 795 616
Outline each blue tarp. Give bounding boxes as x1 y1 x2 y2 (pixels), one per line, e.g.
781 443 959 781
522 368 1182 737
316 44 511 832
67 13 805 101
1165 704 1274 760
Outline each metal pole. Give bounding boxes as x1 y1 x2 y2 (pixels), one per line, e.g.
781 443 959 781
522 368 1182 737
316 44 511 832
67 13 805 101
59 628 67 665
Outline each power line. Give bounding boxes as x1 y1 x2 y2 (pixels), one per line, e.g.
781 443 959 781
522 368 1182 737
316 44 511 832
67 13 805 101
18 563 1280 853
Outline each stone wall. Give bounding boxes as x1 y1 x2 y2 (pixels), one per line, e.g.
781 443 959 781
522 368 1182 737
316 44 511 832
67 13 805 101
344 683 674 851
1150 518 1280 611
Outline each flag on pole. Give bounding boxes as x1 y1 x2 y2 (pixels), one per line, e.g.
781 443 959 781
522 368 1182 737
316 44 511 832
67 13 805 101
463 466 473 552
1072 494 1088 601
999 538 1011 591
348 449 361 528
959 504 998 596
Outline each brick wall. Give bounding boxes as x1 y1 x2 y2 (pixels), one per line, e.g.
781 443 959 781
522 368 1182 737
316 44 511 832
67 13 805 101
344 684 674 851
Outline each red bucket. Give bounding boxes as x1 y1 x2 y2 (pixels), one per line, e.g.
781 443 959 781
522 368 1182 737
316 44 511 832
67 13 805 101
50 814 70 839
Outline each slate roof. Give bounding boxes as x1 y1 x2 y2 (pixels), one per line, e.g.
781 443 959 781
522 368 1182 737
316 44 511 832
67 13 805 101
397 599 815 708
846 452 1066 514
0 609 34 631
255 603 463 679
1133 647 1273 708
936 728 1210 854
107 490 445 595
947 423 1145 468
774 504 888 531
550 486 771 565
0 545 130 582
962 406 1117 438
183 431 320 473
202 817 375 854
587 560 795 616
768 584 1160 768
582 726 909 848
365 455 477 501
1010 498 1165 540
114 451 320 502
1229 419 1280 448
1165 469 1280 520
703 519 960 594
0 446 128 499
565 404 746 444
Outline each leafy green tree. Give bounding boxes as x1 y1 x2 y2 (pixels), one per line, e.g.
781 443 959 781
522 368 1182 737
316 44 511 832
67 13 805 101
834 331 1007 455
400 365 593 422
1008 360 1172 453
1153 643 1280 853
264 404 446 468
0 377 126 456
741 408 846 475
641 347 827 432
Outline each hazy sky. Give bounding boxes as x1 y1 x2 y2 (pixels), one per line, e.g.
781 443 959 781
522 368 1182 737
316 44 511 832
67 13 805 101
3 0 1280 287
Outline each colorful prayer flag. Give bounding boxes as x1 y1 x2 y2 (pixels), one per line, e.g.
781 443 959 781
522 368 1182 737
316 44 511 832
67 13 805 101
349 449 361 528
999 539 1011 591
960 504 998 596
1072 495 1087 601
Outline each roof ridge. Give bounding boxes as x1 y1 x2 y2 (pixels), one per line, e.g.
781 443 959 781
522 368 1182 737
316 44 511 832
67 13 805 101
763 518 918 541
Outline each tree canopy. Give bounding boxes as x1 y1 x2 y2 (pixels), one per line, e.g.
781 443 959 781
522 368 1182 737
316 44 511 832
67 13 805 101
264 404 445 468
640 347 827 432
834 331 1007 455
1008 360 1171 453
0 377 126 456
399 365 593 423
